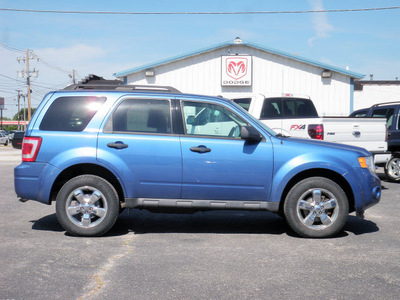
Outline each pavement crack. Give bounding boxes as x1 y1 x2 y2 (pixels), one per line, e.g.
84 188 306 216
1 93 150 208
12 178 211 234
77 235 135 300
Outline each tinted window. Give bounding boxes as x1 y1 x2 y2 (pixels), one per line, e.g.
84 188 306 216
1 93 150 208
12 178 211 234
233 98 251 111
349 109 368 117
261 98 283 119
372 108 394 129
111 99 171 134
397 113 400 130
40 96 106 131
260 98 318 119
182 101 247 138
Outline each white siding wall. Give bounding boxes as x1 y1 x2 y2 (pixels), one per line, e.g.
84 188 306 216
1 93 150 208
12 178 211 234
354 84 400 110
126 45 353 116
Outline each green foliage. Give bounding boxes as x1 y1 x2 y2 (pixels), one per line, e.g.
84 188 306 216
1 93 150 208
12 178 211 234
13 108 37 121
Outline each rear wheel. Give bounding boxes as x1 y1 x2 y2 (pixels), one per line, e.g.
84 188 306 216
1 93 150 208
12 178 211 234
284 177 349 238
384 156 400 182
56 175 120 237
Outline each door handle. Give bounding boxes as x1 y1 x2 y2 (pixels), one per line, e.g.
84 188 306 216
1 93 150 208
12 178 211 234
190 145 211 153
107 141 128 149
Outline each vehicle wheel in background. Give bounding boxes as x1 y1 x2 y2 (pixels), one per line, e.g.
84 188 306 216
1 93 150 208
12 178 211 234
385 155 400 182
55 175 120 237
284 177 349 238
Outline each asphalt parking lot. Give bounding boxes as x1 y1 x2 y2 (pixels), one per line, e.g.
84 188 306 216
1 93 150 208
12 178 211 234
1 146 399 300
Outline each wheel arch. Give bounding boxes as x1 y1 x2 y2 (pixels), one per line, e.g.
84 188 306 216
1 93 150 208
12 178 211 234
278 168 355 215
50 163 125 205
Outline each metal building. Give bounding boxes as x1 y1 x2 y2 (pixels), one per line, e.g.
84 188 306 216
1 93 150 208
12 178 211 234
115 38 364 116
354 80 400 110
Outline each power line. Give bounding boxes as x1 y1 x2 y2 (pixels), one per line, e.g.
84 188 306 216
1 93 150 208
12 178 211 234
0 6 399 15
0 42 25 53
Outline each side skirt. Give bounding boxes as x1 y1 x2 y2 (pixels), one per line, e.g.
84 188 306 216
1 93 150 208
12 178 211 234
125 198 279 213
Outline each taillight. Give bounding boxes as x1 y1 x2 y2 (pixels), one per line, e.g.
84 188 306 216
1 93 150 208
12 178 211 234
22 137 42 162
308 124 324 140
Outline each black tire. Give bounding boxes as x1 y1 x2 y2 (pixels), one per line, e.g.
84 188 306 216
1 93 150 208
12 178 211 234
384 155 400 182
56 175 120 237
4 140 8 146
284 177 349 238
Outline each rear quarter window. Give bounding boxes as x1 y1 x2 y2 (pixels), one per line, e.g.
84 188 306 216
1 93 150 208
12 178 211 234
39 96 106 131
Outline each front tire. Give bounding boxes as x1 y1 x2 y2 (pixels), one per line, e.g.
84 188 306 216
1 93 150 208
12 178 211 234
384 156 400 182
284 177 349 238
56 175 120 237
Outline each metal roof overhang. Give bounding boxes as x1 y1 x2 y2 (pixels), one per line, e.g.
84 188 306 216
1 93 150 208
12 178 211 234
114 40 364 80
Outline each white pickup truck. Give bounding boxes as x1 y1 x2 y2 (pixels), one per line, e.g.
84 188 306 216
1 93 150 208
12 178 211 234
232 94 391 165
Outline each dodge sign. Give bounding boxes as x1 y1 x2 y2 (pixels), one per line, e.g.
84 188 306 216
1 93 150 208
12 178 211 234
221 55 252 86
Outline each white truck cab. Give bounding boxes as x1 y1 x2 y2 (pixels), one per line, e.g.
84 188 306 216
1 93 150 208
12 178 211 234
232 93 391 165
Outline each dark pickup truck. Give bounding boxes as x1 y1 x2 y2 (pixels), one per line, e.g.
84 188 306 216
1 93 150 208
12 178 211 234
350 102 400 182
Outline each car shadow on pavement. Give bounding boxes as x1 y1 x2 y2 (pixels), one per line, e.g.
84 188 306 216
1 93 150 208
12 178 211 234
29 210 379 238
30 214 64 232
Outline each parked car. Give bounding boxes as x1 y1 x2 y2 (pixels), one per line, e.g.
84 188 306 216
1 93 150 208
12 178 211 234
11 131 25 149
232 94 390 165
14 83 381 238
350 102 400 182
0 132 9 146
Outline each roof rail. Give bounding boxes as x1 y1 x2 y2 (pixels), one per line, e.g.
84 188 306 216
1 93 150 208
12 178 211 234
63 84 181 93
371 101 400 108
63 74 180 93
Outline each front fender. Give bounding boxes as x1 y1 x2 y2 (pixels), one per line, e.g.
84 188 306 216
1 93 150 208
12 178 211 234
270 152 357 204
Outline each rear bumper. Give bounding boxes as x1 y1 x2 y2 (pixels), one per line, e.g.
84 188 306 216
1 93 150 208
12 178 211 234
372 151 392 165
14 162 61 204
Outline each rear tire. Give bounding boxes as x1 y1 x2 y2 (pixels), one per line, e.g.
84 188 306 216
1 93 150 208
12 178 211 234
56 175 120 237
284 177 349 238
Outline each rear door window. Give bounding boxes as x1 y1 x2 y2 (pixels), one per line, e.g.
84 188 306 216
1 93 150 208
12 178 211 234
40 96 106 131
109 99 172 134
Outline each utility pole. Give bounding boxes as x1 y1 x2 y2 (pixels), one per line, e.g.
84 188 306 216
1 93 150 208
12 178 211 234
16 90 22 130
17 49 39 123
69 69 77 84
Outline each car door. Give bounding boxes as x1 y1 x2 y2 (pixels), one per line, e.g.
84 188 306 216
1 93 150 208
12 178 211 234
97 97 182 199
179 99 273 201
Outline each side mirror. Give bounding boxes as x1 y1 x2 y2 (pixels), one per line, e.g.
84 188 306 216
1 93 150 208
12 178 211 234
186 116 195 125
241 126 262 142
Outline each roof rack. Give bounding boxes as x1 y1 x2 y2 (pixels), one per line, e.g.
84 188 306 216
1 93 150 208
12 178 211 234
63 84 181 93
62 74 180 93
371 101 400 108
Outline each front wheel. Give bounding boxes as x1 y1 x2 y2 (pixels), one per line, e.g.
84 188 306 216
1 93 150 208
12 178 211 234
284 177 349 238
384 156 400 182
56 175 120 237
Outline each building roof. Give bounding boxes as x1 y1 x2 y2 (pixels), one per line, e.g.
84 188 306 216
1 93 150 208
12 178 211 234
114 39 365 79
355 80 400 91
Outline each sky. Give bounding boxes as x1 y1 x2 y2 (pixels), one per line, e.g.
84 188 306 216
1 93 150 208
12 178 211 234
0 0 399 118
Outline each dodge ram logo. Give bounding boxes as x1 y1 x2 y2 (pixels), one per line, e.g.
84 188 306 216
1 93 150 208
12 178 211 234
226 57 248 80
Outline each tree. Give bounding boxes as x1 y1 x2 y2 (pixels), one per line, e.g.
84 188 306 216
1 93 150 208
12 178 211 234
13 108 37 122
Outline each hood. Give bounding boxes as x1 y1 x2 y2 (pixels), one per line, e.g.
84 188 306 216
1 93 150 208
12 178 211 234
273 136 371 156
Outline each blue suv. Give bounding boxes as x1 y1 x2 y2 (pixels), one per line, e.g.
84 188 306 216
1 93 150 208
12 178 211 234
14 83 381 238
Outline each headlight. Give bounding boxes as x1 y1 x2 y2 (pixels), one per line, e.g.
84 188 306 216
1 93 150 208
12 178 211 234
358 156 375 174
